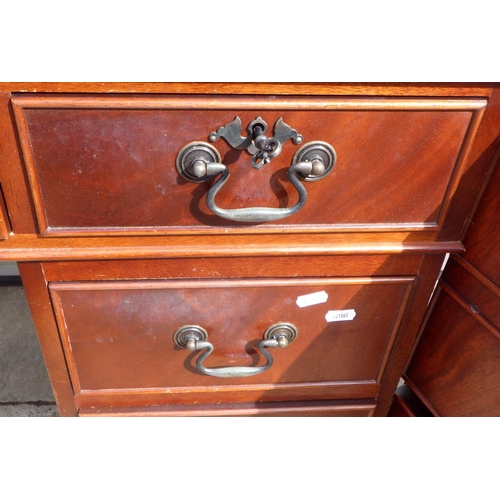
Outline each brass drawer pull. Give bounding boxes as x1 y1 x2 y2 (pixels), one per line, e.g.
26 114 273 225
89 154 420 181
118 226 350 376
176 116 336 223
173 322 298 378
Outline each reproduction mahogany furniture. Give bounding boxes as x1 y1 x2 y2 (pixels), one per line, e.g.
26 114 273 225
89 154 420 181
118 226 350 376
1 83 499 417
390 143 500 417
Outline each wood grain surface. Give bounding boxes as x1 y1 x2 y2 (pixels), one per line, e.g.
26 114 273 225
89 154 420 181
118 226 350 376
3 83 498 417
16 263 77 416
400 152 500 416
50 277 413 407
0 233 466 261
79 399 376 417
12 95 483 237
41 254 423 282
0 93 37 234
405 288 500 416
0 82 494 96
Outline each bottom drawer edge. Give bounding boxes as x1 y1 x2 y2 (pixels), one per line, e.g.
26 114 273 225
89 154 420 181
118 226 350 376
78 399 377 417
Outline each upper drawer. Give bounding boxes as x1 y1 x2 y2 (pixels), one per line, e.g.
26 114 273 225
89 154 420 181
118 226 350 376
12 95 486 237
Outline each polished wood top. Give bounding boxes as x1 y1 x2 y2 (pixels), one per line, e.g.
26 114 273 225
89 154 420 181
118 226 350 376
0 82 495 96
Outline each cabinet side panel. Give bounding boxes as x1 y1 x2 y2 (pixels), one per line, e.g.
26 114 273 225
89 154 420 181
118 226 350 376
402 145 500 416
405 288 500 416
17 262 77 416
374 254 446 416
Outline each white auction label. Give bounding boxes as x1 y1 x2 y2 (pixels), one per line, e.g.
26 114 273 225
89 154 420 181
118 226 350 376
325 309 357 322
296 291 328 308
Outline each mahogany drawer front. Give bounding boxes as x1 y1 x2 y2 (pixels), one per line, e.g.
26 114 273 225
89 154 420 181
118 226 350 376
49 276 414 409
12 95 485 238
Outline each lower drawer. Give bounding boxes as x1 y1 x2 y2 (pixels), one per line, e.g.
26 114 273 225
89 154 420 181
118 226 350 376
50 276 414 411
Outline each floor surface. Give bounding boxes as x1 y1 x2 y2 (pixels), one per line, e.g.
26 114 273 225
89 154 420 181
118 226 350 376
0 283 58 417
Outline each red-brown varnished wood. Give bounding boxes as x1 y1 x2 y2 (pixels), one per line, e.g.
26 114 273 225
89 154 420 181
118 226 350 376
440 86 500 241
400 150 500 416
373 253 446 416
0 233 465 261
455 151 500 287
41 254 423 282
405 287 500 416
76 383 379 409
2 83 499 417
387 384 434 417
12 94 488 110
0 93 37 234
0 187 10 239
16 262 77 416
49 277 413 407
442 260 500 335
79 399 376 417
453 254 500 299
0 82 494 96
12 95 483 237
386 395 413 417
439 281 500 342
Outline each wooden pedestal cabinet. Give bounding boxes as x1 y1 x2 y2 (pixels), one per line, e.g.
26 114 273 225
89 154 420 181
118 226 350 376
1 83 499 416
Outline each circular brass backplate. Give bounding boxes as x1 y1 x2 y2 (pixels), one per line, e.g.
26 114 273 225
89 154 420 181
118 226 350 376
173 325 209 349
176 141 222 183
292 141 337 181
263 322 298 344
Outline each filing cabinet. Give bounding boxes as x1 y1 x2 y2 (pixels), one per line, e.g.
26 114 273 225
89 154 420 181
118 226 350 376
1 83 499 416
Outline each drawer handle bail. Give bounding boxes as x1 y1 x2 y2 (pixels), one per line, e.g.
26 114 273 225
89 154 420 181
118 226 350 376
173 322 298 378
176 140 336 223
